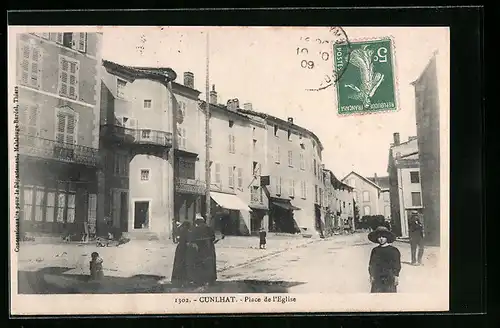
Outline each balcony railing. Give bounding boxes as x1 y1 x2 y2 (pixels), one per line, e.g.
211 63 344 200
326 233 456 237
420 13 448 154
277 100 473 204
175 177 206 195
102 125 173 148
18 134 99 166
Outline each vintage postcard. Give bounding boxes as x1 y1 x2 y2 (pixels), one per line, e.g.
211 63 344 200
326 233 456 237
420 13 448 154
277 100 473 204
8 26 450 315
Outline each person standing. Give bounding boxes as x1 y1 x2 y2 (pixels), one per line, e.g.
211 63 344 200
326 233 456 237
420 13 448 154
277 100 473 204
171 221 191 287
408 211 425 265
368 226 401 293
259 227 267 249
187 215 217 286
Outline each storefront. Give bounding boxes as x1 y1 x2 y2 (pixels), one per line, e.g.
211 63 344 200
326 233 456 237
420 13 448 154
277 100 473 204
268 197 301 234
210 191 252 236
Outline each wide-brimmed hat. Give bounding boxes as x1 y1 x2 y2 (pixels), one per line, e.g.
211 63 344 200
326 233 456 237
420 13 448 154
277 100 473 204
368 226 396 243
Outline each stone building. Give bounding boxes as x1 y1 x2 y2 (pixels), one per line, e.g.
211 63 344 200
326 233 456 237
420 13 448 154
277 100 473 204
16 31 103 239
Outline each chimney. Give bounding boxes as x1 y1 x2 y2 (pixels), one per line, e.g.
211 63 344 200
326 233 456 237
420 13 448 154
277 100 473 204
287 117 294 124
183 72 194 89
243 103 253 111
393 132 400 146
374 173 379 186
227 99 240 111
209 84 217 104
234 98 240 110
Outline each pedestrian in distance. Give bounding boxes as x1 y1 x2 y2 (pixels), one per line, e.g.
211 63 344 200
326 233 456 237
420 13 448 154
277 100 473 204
408 210 425 265
259 227 267 249
368 226 401 293
171 221 192 287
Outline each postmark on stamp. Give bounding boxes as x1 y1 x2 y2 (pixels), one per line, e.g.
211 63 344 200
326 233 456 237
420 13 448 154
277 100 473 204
334 38 397 115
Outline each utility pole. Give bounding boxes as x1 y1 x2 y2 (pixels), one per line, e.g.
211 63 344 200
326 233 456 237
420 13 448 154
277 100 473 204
204 30 211 225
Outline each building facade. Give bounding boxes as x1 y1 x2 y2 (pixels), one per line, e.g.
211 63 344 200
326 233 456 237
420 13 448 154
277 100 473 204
99 60 176 239
342 171 385 218
172 73 206 227
240 108 325 236
16 31 103 239
412 52 442 246
366 174 391 222
324 170 354 232
387 133 423 237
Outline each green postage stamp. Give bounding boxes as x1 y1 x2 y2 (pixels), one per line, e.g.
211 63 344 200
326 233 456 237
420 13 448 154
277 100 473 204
334 38 397 115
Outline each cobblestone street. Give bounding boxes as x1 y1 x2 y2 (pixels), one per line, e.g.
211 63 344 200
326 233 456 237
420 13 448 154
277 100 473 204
16 233 445 295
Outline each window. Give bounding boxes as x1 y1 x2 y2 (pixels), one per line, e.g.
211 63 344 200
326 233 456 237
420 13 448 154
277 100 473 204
140 169 150 181
301 181 307 199
214 163 221 184
72 32 87 52
88 193 97 233
178 127 187 149
287 129 292 141
45 191 55 222
289 179 295 197
319 188 323 206
32 32 50 39
117 79 127 99
411 192 422 206
19 102 40 145
141 129 151 140
144 99 152 109
299 152 305 170
228 134 236 153
50 32 64 44
114 153 129 177
275 145 280 163
288 150 293 167
274 124 279 137
58 55 80 100
56 191 66 222
252 161 260 176
67 193 76 223
253 139 257 150
228 120 234 128
56 108 78 144
19 41 42 89
34 187 44 222
228 166 235 188
363 191 370 202
251 186 260 203
363 205 371 216
313 159 317 176
410 171 420 183
315 185 318 203
275 176 282 195
237 168 243 189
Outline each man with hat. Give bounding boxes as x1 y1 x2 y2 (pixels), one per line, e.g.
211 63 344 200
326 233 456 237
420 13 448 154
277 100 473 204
368 226 401 293
408 210 425 265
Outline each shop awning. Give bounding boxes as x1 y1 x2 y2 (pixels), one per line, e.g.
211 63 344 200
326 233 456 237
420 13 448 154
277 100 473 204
211 192 251 211
271 198 301 211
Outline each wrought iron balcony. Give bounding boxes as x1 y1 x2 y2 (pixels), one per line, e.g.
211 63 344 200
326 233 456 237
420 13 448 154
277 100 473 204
101 124 173 148
175 177 206 195
18 134 99 166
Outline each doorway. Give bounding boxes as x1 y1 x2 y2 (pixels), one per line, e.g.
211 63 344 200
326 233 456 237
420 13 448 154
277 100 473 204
134 201 150 229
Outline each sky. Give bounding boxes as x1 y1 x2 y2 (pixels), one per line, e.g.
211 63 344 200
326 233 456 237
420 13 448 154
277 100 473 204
101 26 449 179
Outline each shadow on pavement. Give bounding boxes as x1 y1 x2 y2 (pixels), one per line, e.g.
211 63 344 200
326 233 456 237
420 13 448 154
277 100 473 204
18 267 305 294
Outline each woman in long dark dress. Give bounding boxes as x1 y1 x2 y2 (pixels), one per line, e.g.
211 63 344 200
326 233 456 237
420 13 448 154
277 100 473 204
186 215 217 286
171 221 191 286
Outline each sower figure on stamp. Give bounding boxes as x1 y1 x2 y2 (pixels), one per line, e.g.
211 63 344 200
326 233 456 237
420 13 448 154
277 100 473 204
186 214 218 287
368 226 401 293
171 221 192 287
408 210 425 265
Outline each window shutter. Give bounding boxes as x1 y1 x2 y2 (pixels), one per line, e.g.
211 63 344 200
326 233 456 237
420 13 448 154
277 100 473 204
27 105 39 136
77 33 87 52
69 60 79 100
56 33 63 44
56 112 66 143
19 42 30 85
18 103 28 133
59 57 68 96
